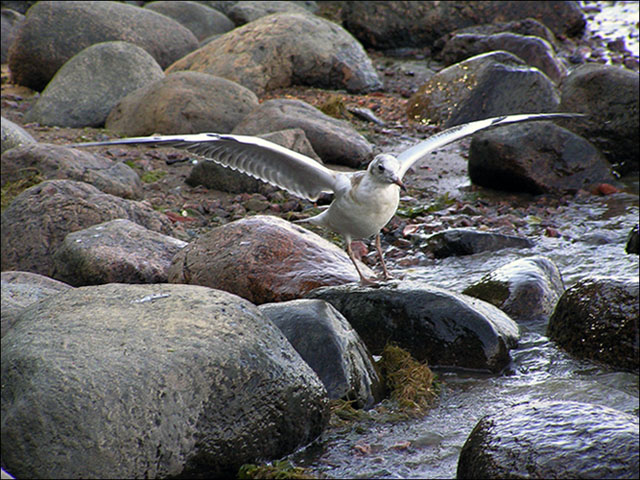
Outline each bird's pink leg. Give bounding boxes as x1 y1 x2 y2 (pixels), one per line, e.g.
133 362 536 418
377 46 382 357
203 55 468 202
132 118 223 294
375 234 393 280
347 242 379 286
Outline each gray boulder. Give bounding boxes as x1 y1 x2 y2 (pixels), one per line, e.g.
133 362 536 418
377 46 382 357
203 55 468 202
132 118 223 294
144 1 235 41
418 228 534 258
259 299 383 408
547 276 638 372
166 12 382 96
559 64 640 175
1 271 72 338
0 117 36 154
53 219 187 286
24 41 164 128
227 0 311 25
1 180 174 277
307 282 520 373
468 122 615 194
458 401 639 479
168 215 375 304
8 0 198 91
233 99 372 167
1 143 143 199
463 256 564 322
407 52 560 128
106 71 258 136
1 8 24 63
0 283 329 478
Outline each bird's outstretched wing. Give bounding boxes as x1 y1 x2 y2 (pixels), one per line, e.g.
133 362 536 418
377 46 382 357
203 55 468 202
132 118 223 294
396 113 584 179
72 133 341 201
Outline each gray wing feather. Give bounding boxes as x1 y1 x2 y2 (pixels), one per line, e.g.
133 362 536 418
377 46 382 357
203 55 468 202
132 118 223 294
72 133 340 201
396 113 583 179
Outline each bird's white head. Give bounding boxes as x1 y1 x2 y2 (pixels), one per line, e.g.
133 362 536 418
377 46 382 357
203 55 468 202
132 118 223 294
368 154 405 190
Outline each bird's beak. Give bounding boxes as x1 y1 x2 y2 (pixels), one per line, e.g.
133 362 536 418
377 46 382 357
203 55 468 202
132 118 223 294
394 178 407 191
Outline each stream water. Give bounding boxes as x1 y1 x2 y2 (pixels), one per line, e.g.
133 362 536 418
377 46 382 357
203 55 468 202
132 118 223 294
287 3 639 478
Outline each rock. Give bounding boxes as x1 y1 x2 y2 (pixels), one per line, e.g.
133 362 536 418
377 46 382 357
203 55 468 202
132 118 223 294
468 122 615 194
0 117 36 154
547 276 639 372
407 52 560 128
419 228 534 259
1 143 143 199
307 282 520 373
626 224 639 254
24 41 164 128
168 215 375 304
0 283 329 478
259 299 383 408
232 99 372 167
106 71 258 136
559 64 640 175
52 219 187 287
1 8 24 63
463 256 564 322
166 12 382 96
1 180 174 277
227 0 311 25
1 271 73 338
439 32 566 83
8 0 198 91
458 401 639 479
186 128 321 194
144 0 234 41
341 1 585 50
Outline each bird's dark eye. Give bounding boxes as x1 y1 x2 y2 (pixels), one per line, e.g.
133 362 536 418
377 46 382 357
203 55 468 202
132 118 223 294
377 164 385 172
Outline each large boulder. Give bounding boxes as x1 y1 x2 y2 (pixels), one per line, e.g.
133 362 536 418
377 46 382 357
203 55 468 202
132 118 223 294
1 143 143 199
24 41 165 128
227 1 312 25
8 0 198 91
168 215 375 304
106 71 258 136
559 64 640 175
232 98 373 167
468 122 615 194
307 282 520 373
166 12 382 95
0 116 36 154
407 52 560 128
1 8 24 63
458 401 639 479
1 180 174 277
144 1 235 41
0 283 329 478
547 276 639 372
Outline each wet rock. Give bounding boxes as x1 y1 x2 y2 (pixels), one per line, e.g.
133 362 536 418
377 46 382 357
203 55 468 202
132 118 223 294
233 99 372 167
144 0 235 41
106 71 258 136
341 1 585 50
626 224 639 254
559 64 640 175
8 0 198 91
166 12 382 96
407 52 560 128
468 122 615 194
1 271 73 338
259 299 383 408
52 219 187 287
168 215 374 304
0 117 36 154
1 143 143 199
1 8 24 63
24 41 164 128
307 282 520 373
458 401 639 479
463 256 564 322
419 228 534 259
547 276 639 372
227 0 312 25
0 283 329 478
439 32 566 83
186 128 320 194
1 180 174 277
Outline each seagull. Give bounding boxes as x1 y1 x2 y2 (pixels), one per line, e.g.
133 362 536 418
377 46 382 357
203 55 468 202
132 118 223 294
72 113 580 285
